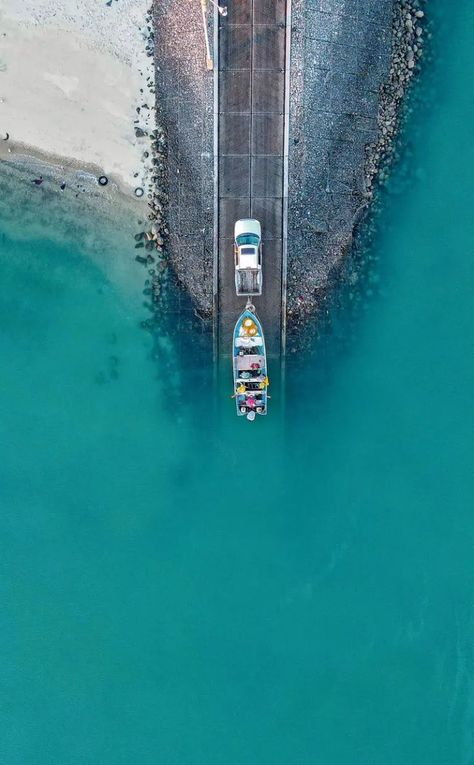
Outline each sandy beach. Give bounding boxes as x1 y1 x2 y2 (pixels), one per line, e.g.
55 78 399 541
0 0 153 191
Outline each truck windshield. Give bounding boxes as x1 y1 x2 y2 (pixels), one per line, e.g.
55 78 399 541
237 234 259 246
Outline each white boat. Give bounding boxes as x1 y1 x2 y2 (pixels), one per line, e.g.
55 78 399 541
232 304 269 420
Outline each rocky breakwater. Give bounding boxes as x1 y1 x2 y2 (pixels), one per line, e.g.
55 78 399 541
365 2 426 191
133 118 173 323
287 0 427 342
146 0 426 344
151 0 214 317
132 6 212 385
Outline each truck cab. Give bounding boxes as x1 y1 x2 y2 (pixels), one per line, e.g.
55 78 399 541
234 219 262 296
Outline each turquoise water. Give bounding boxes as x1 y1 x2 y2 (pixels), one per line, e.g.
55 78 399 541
1 3 474 763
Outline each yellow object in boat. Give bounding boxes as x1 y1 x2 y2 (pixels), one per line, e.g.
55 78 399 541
237 384 246 394
242 317 257 336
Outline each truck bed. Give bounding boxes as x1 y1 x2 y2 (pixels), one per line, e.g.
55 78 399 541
236 270 261 296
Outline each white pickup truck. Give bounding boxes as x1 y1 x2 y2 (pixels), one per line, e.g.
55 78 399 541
234 219 263 297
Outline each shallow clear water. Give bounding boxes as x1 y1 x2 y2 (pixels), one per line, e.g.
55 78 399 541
1 2 473 763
